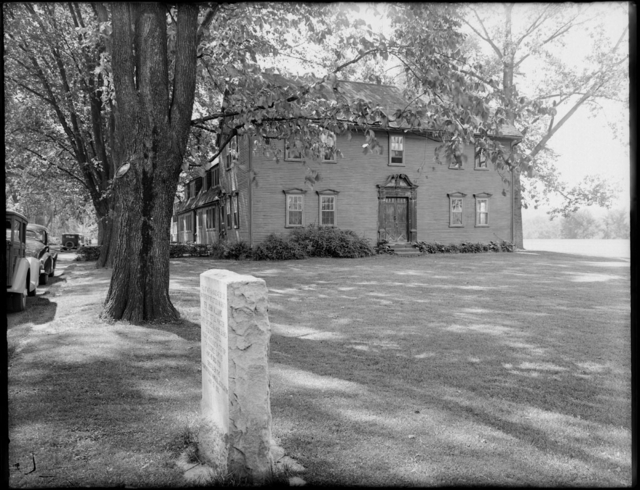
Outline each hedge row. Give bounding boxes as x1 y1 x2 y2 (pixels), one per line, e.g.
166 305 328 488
75 234 514 262
411 240 514 254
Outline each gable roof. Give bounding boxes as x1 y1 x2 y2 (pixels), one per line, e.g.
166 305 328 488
241 71 521 139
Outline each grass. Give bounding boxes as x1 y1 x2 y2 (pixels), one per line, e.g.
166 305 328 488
7 251 631 487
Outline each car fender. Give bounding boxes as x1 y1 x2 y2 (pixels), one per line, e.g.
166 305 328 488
7 258 37 295
40 251 57 273
27 256 40 292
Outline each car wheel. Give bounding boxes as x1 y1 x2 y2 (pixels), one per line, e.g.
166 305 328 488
39 272 48 286
9 292 27 312
65 241 75 249
48 261 56 277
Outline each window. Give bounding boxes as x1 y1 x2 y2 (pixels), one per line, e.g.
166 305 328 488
232 194 239 229
322 132 337 162
389 135 404 165
6 220 12 240
211 165 220 187
226 136 239 169
189 181 196 198
285 139 303 161
226 198 232 228
449 155 463 169
447 192 466 227
317 190 339 226
474 193 492 227
284 189 306 227
205 170 211 189
206 207 216 229
475 145 488 170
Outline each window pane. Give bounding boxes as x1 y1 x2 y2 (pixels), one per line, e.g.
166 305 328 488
479 213 487 225
452 212 463 225
322 211 334 225
321 196 334 210
288 195 302 211
451 199 462 212
289 211 302 225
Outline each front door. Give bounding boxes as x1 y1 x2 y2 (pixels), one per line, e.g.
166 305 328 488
384 197 408 242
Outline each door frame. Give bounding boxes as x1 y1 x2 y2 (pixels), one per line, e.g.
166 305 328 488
376 174 418 243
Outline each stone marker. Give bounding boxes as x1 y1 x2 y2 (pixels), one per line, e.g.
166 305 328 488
199 269 273 482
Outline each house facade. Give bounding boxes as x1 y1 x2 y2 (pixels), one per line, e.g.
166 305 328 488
173 81 519 248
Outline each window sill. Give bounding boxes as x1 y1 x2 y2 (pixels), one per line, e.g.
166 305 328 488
475 225 490 228
448 166 464 170
388 162 405 167
474 167 489 171
449 224 464 228
285 158 304 163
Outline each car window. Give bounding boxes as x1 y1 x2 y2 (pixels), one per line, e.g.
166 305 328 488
6 220 12 240
13 220 22 241
26 229 45 242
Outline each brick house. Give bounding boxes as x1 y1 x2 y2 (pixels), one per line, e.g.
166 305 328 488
172 80 520 248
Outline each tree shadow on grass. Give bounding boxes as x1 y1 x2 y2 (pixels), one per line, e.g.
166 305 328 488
8 323 201 488
269 331 630 486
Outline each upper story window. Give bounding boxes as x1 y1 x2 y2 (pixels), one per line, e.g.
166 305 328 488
389 135 404 166
283 189 306 227
321 132 337 162
211 165 220 187
285 139 303 161
474 193 492 227
189 181 196 198
226 135 239 169
447 192 466 227
475 145 488 170
449 154 463 169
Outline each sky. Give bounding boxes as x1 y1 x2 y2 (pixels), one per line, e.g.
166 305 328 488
362 3 631 216
273 3 630 217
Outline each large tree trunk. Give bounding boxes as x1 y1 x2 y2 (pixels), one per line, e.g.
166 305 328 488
101 3 197 323
95 204 117 269
512 167 524 249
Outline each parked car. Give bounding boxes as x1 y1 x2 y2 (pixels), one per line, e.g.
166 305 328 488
61 233 84 251
26 223 58 285
6 211 40 312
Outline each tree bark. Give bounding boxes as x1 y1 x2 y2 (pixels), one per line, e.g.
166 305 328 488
101 3 198 323
512 167 524 249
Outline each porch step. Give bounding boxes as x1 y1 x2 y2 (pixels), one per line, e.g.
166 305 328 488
390 243 420 256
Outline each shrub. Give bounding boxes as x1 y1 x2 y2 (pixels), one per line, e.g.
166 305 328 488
376 239 395 255
288 226 374 258
170 243 194 258
225 241 253 260
253 234 307 261
75 245 101 261
500 240 515 252
412 241 512 255
207 242 227 259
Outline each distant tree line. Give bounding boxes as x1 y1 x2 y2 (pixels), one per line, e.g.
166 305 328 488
524 208 629 239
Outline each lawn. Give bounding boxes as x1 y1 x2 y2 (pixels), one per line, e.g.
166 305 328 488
7 251 631 487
